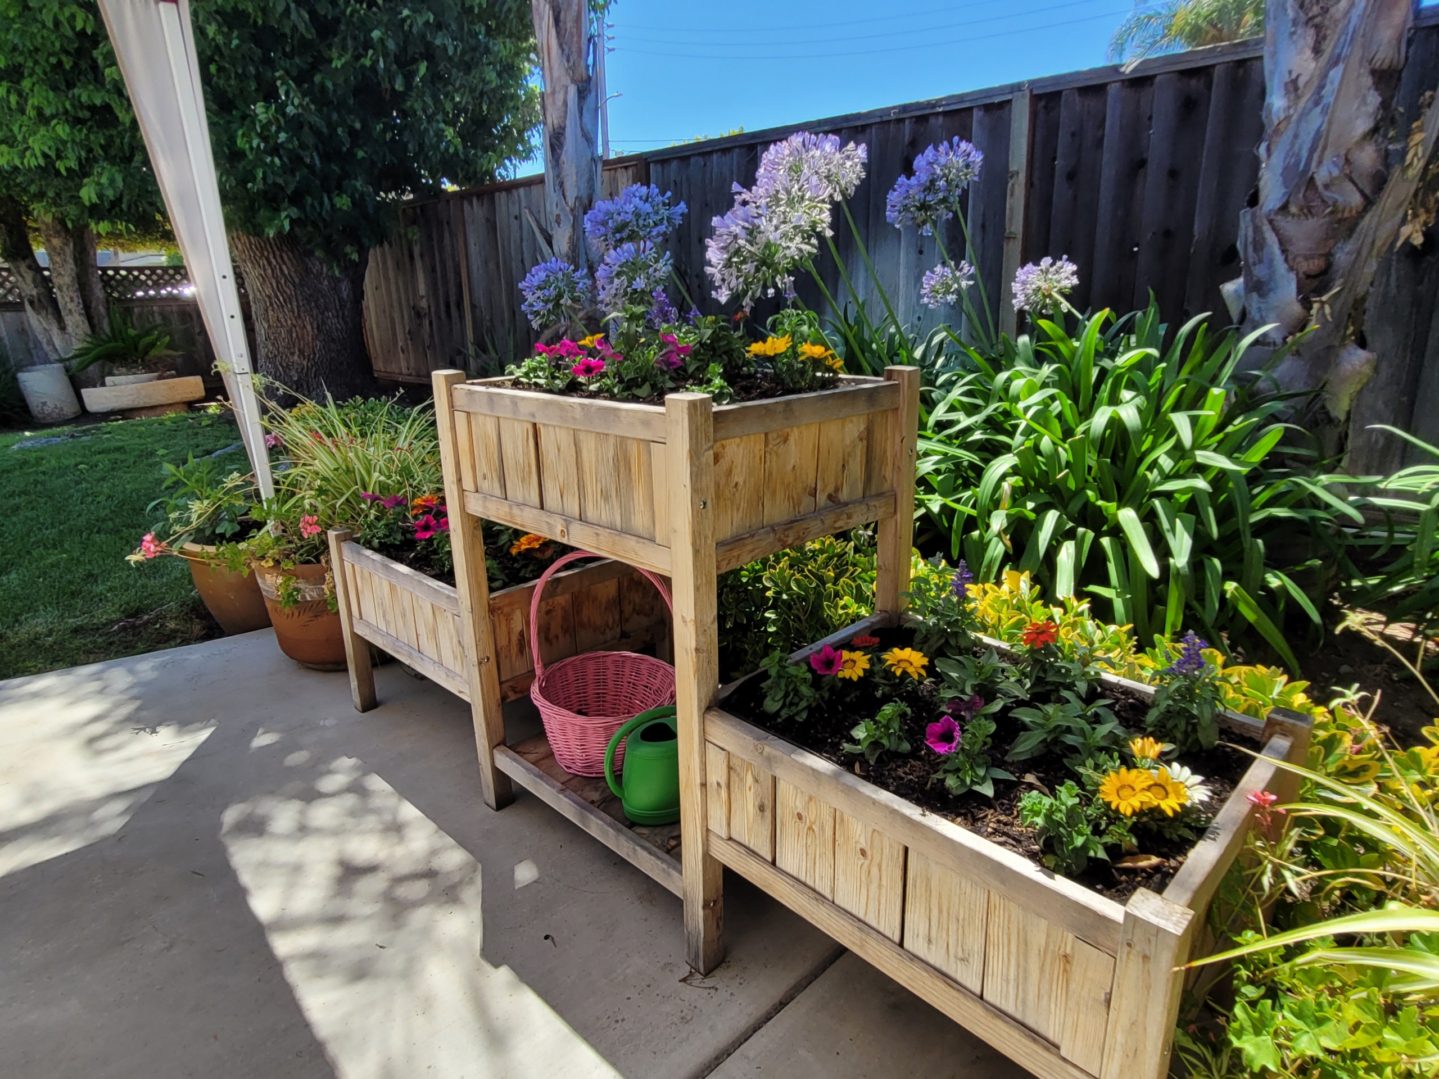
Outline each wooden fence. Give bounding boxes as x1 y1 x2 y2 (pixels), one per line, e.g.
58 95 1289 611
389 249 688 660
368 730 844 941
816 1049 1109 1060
364 12 1439 473
0 264 244 389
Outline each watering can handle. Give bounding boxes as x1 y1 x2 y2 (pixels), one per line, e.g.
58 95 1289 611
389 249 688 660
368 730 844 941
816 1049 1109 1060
604 709 664 801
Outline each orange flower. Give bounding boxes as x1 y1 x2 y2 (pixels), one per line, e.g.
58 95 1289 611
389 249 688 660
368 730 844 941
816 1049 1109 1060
850 634 880 648
509 532 548 556
412 493 441 513
1020 620 1059 649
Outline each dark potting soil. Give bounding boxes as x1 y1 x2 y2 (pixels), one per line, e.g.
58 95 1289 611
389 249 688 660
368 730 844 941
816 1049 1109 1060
722 626 1248 903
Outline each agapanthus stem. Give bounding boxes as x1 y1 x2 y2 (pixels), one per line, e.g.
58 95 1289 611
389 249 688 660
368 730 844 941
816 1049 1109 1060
950 210 999 347
821 232 890 370
804 259 870 371
669 267 698 315
840 201 910 356
934 231 996 354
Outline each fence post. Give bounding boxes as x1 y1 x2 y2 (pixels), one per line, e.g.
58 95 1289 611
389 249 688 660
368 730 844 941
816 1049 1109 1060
999 87 1033 340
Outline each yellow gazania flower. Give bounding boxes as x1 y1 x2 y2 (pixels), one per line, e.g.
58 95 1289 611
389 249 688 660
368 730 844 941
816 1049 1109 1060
1140 769 1190 817
836 650 871 681
746 334 792 358
509 532 548 556
1129 736 1165 762
578 332 605 348
797 341 843 370
881 646 929 681
1098 767 1155 817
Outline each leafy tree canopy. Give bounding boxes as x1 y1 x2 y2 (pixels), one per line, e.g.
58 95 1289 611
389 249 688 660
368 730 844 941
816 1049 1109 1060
193 0 540 264
1110 0 1265 61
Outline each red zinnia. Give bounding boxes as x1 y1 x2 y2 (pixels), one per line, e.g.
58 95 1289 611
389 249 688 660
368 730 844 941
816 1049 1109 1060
1020 620 1058 649
850 634 880 648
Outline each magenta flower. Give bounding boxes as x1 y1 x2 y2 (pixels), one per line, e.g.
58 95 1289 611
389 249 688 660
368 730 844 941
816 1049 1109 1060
656 332 692 371
361 491 381 502
264 432 282 449
925 715 962 755
1247 788 1284 826
413 513 448 541
572 356 606 378
382 494 406 510
808 644 842 677
944 694 984 719
299 515 321 538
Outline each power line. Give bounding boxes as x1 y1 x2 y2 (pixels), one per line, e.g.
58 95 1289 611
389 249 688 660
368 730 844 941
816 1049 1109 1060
613 8 1132 61
609 0 1061 34
614 0 1113 47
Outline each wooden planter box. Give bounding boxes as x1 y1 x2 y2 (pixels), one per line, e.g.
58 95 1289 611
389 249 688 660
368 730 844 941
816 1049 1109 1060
704 617 1312 1079
328 536 668 711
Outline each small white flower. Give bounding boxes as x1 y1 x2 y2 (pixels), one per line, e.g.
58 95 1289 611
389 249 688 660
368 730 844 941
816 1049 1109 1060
1166 763 1212 806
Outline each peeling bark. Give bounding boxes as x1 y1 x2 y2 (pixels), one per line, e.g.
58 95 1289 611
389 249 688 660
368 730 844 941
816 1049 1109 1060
0 198 72 362
531 0 601 270
1238 0 1426 431
37 217 110 353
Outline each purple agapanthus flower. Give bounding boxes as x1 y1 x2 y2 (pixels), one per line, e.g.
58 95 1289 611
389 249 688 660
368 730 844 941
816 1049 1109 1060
584 184 686 254
519 258 590 330
1166 631 1210 677
951 560 975 599
886 137 983 234
925 714 962 755
646 287 679 328
920 262 975 310
1012 256 1080 315
704 131 868 307
595 243 673 315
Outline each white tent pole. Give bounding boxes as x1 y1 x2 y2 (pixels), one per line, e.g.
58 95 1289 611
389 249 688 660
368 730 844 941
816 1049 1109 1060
98 0 274 499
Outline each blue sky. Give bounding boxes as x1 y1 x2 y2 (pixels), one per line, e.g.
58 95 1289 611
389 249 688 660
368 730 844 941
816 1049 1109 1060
516 0 1146 173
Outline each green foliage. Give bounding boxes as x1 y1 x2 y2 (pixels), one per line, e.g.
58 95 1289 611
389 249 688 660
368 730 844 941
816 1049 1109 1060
844 700 911 764
1109 0 1264 61
1143 660 1225 753
916 302 1341 665
1018 781 1118 875
0 0 159 232
932 715 1012 798
68 313 179 374
191 0 539 263
144 453 260 548
759 651 821 725
1009 691 1124 765
717 533 876 680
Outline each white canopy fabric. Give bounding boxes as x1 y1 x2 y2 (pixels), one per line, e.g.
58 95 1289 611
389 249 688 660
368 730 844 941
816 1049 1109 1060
98 0 273 498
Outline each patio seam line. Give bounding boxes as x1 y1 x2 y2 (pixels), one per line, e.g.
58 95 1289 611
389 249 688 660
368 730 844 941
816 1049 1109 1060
693 941 847 1079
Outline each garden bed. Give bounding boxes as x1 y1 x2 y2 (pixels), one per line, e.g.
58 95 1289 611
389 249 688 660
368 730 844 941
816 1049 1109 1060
706 616 1310 1079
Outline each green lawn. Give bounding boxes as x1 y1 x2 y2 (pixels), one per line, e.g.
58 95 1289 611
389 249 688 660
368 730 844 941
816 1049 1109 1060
0 411 246 680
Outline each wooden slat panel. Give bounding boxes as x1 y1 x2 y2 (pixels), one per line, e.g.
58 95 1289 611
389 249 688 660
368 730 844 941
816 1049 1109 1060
706 742 730 838
464 412 506 497
862 408 894 497
832 809 905 942
492 601 530 683
775 780 835 900
761 421 821 525
713 433 766 541
650 442 672 543
727 757 775 860
573 429 625 530
1057 937 1117 1075
902 849 989 993
570 576 621 652
534 592 576 666
536 424 582 517
497 417 541 508
462 491 672 575
982 892 1102 1045
814 414 869 508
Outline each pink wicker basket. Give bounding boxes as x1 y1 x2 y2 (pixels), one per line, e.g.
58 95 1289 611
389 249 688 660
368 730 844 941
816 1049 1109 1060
529 551 675 776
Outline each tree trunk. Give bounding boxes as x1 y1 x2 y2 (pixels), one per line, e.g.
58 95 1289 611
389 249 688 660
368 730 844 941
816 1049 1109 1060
230 231 373 400
37 217 105 349
532 0 601 270
1238 0 1422 431
0 198 72 363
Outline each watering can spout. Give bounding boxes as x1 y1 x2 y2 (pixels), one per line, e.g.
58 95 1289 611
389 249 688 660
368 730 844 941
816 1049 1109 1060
604 707 680 826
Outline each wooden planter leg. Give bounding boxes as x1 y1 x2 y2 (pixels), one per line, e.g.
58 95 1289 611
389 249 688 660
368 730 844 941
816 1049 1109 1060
876 366 920 617
667 393 725 974
434 369 514 811
328 528 377 712
1100 889 1196 1079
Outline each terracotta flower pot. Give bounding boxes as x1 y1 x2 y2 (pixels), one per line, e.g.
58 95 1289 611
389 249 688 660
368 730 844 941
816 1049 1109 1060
254 562 346 670
181 543 271 635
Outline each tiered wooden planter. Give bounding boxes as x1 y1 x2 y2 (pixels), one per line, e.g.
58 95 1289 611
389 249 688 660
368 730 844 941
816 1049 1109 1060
326 534 668 713
430 364 1298 1078
706 621 1311 1079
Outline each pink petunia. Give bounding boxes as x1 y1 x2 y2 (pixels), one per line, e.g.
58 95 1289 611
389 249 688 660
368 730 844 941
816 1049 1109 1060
925 714 962 755
1246 789 1285 826
413 513 448 541
139 532 164 559
572 356 606 378
264 432 282 449
299 515 321 538
808 644 842 677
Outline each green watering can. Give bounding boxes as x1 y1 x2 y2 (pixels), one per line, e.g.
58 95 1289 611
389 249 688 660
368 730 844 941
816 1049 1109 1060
605 706 680 826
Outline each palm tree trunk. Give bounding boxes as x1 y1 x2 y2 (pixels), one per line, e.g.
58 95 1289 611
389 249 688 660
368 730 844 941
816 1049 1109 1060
531 0 601 270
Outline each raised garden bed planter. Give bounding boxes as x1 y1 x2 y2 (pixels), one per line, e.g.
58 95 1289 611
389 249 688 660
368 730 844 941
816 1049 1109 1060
705 617 1312 1079
327 533 669 713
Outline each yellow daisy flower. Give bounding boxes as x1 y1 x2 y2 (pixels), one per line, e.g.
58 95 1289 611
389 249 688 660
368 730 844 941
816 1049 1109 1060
881 647 929 681
1099 767 1156 817
578 332 606 348
1140 769 1190 817
836 650 871 681
746 334 792 358
797 341 843 369
1129 736 1165 762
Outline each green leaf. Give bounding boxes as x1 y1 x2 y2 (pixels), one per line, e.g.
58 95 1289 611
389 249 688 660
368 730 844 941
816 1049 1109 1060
1116 507 1159 578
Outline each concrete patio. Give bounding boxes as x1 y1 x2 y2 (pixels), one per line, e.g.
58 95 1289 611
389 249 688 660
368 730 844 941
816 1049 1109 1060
0 631 1028 1078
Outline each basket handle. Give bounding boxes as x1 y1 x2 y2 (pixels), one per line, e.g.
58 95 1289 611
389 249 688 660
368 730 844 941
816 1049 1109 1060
527 549 673 682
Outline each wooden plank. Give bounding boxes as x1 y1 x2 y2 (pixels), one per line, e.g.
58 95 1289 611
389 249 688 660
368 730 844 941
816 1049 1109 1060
715 492 895 572
982 892 1081 1043
665 392 726 974
569 576 621 652
1057 937 1117 1076
328 530 377 712
998 88 1032 338
464 411 506 497
727 756 776 861
902 849 989 993
650 442 672 542
434 370 513 810
1099 890 1196 1079
462 491 672 576
712 433 766 540
833 809 905 942
813 413 869 508
761 421 821 524
351 617 471 700
452 381 668 440
341 541 460 612
706 742 730 838
710 836 1090 1079
536 423 582 517
775 780 836 901
494 744 684 896
711 378 897 440
875 366 920 615
705 709 1125 951
573 429 626 530
496 417 542 508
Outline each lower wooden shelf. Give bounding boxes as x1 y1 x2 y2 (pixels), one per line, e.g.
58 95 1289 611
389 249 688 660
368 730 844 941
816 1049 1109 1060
493 734 683 896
